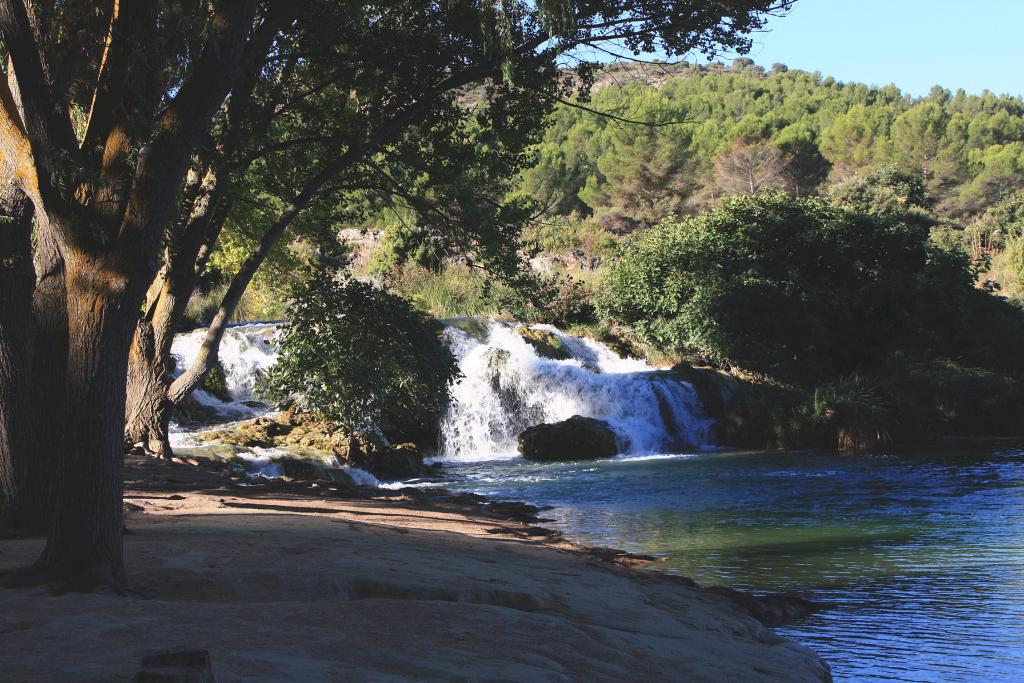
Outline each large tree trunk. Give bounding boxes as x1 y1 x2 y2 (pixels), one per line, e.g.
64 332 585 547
39 252 137 588
0 179 34 520
125 174 229 457
9 223 67 532
125 313 175 458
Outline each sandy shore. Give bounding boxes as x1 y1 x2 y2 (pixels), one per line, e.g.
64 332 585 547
1 457 831 682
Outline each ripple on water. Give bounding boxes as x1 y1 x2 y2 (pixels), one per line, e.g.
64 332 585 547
435 445 1024 683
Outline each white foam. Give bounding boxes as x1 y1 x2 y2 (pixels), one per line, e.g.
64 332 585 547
439 321 713 462
170 322 281 406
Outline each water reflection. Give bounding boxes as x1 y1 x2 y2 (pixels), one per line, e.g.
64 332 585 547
439 444 1024 682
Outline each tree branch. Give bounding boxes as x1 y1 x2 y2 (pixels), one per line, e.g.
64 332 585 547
0 63 39 207
113 0 260 266
0 0 80 215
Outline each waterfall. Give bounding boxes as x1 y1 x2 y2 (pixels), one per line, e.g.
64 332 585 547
439 320 713 462
170 322 281 418
169 319 714 464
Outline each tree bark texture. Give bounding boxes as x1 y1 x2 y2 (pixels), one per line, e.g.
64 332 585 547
0 179 33 519
125 173 229 456
39 250 137 587
10 223 66 532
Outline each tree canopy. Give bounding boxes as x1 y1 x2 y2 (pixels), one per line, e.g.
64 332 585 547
518 60 1024 232
596 191 1024 383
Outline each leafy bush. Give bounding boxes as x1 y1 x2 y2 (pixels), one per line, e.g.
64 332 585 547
597 191 1024 384
484 272 597 328
829 165 929 219
521 216 618 257
259 273 459 439
812 375 896 450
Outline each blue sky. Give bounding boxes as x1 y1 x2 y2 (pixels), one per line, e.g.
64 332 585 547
721 0 1024 97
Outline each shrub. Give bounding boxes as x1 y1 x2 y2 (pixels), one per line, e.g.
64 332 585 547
521 216 618 257
812 375 896 451
387 265 495 319
829 165 929 219
597 191 1024 384
259 272 459 440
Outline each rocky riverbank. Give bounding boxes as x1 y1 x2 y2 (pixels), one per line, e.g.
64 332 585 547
1 456 831 682
188 408 434 481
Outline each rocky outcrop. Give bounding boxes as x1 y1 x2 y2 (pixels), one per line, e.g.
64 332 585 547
517 415 619 462
670 361 834 450
198 410 431 480
515 326 572 360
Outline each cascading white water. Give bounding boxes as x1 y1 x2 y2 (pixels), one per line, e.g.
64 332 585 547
170 322 281 417
169 319 713 466
439 320 713 462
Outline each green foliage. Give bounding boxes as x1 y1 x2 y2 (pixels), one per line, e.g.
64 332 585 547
521 216 617 257
487 272 597 328
968 191 1024 297
597 191 1024 384
829 165 929 218
183 283 289 327
517 61 1024 232
259 272 459 435
387 263 597 329
387 265 497 319
812 375 896 450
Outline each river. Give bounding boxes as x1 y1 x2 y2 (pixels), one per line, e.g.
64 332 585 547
433 444 1024 682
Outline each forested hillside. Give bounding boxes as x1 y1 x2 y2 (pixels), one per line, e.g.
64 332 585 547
514 59 1024 297
524 59 1024 222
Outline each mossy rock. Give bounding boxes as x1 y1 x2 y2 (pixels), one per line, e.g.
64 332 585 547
575 326 645 361
516 326 572 361
669 362 832 450
275 457 325 480
669 362 736 420
201 361 233 402
339 433 429 480
443 316 492 342
484 348 511 392
196 408 432 481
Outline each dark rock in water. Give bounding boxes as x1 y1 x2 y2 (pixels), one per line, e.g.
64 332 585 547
516 326 572 361
173 394 225 426
344 440 428 481
276 457 323 481
517 416 619 462
703 586 825 627
137 649 217 682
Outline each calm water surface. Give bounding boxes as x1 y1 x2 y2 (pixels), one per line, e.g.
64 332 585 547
435 443 1024 682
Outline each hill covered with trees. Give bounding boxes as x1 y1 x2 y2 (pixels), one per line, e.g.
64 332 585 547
515 59 1024 297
